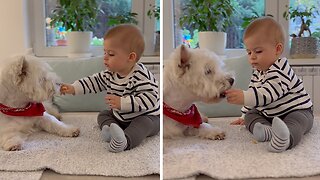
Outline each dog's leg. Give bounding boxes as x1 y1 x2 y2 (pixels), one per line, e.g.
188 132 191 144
37 113 80 137
199 112 209 123
1 132 25 151
196 122 225 140
43 101 62 120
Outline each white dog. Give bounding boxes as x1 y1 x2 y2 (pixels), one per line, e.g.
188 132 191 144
0 56 80 151
163 45 234 140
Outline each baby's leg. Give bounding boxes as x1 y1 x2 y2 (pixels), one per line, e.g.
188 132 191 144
245 109 272 142
281 108 314 149
97 110 119 142
124 115 160 150
267 117 290 153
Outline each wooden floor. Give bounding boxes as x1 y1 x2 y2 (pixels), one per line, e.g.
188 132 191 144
41 170 320 180
197 175 320 180
40 170 160 180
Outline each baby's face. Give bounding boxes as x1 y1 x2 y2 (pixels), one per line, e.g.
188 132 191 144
244 33 281 71
103 39 132 76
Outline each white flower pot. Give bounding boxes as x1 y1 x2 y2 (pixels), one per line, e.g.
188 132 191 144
66 31 92 58
198 31 226 55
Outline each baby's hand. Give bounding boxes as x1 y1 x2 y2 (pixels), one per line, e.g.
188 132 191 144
230 118 245 125
60 83 75 95
225 89 244 105
105 95 121 110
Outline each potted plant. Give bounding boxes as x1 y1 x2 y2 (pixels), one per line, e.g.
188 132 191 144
50 0 101 58
283 5 319 58
241 12 273 29
147 4 160 55
179 0 234 55
106 12 138 27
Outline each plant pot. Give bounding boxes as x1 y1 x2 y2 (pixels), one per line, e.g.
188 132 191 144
290 37 318 59
56 39 67 46
66 31 92 58
198 31 226 55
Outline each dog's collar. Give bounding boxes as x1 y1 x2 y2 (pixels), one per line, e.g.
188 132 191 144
163 102 202 128
0 103 45 117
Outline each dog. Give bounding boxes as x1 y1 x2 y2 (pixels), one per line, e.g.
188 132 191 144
0 56 80 151
163 45 234 140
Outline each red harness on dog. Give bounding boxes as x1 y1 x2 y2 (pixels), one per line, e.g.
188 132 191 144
163 102 202 128
0 103 45 116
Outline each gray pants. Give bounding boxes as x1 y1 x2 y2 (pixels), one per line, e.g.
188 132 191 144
244 108 313 149
97 110 160 150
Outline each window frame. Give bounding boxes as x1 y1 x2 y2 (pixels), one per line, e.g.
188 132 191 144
163 0 291 59
32 0 158 57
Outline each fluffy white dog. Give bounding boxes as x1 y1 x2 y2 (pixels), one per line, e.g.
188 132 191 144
163 45 234 140
0 56 80 151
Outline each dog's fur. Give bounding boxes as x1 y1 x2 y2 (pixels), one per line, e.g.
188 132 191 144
163 45 234 140
0 56 79 151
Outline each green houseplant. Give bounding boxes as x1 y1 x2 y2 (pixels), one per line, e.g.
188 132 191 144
178 0 234 55
50 0 101 57
107 12 138 27
147 4 160 21
283 5 319 58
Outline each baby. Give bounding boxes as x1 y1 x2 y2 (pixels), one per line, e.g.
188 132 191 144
61 24 160 153
225 17 313 153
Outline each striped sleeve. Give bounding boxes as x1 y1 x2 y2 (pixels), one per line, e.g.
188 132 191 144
73 71 110 95
244 63 292 107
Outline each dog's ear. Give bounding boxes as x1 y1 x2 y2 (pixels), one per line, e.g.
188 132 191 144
12 56 28 85
178 45 190 70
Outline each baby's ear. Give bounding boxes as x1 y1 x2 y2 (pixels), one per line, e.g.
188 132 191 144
10 55 28 85
128 52 137 62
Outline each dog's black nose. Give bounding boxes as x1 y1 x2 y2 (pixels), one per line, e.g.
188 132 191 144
228 78 234 86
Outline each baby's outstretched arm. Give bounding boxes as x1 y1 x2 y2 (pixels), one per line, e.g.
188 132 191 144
230 118 245 125
60 83 75 95
225 89 244 105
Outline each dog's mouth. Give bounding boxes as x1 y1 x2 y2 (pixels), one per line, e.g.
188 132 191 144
220 92 226 98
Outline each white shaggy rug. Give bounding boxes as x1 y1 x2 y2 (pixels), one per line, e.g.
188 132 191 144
0 113 159 179
164 117 320 179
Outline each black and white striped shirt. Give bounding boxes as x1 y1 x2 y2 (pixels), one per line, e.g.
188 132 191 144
73 63 160 122
241 57 312 118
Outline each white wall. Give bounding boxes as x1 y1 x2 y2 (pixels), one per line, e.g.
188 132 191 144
0 0 30 59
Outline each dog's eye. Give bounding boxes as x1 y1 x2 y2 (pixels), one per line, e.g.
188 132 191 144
205 69 212 75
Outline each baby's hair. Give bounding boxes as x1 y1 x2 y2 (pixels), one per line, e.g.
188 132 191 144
243 16 285 45
104 24 145 61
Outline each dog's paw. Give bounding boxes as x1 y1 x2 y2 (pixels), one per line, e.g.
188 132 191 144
72 128 80 137
212 131 225 140
198 123 225 140
199 131 225 140
58 127 80 137
65 127 80 137
5 144 22 151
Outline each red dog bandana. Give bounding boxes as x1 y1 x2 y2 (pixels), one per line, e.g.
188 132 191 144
163 102 202 128
0 103 45 116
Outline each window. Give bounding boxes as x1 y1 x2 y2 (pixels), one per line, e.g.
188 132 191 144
173 0 265 49
163 0 320 59
32 0 160 57
288 0 320 40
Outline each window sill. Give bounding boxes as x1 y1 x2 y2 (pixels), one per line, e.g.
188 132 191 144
288 57 320 65
26 55 160 64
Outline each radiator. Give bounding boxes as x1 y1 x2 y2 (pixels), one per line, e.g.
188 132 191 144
292 65 320 115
